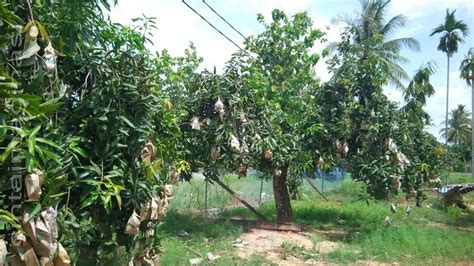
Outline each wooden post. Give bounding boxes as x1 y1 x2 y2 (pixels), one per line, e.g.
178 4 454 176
305 178 329 201
212 178 268 221
258 177 264 205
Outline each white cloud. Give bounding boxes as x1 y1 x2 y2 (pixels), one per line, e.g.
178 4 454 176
109 1 245 72
450 71 461 80
391 0 473 18
384 88 404 104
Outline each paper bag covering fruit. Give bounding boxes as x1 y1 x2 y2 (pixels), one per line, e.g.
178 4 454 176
138 185 174 225
22 207 58 258
53 243 71 266
131 255 159 266
124 211 141 235
10 232 40 266
236 163 247 178
229 135 240 153
43 42 57 72
214 98 225 121
190 117 200 130
139 201 152 221
211 146 220 161
7 210 69 265
0 239 7 266
25 168 43 202
141 139 156 165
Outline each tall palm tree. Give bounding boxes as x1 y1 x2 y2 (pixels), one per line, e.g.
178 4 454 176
460 48 474 179
430 9 469 164
440 105 472 172
337 0 420 88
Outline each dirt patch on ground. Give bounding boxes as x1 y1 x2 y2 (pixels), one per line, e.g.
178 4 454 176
315 241 338 254
233 229 345 265
426 221 474 232
234 229 314 265
232 229 403 265
354 261 398 265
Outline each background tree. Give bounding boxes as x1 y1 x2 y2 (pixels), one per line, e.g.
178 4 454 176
440 104 472 172
459 48 474 179
336 0 420 88
430 9 469 172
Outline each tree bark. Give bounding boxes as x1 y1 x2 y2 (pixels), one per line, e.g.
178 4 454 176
273 165 294 223
471 75 474 181
445 55 450 186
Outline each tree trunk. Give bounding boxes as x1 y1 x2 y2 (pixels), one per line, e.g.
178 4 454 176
445 55 450 187
273 165 294 223
471 77 474 181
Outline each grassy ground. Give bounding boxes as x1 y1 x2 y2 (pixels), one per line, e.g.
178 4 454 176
159 174 474 265
448 172 473 184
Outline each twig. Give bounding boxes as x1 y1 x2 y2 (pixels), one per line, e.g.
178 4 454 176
26 0 35 22
184 245 203 258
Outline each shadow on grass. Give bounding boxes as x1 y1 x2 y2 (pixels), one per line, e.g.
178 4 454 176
159 210 243 240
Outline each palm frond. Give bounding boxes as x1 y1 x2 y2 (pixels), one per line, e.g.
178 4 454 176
430 24 446 36
459 48 474 86
381 14 407 37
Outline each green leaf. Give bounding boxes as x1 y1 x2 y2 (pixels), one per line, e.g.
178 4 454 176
36 137 60 149
119 115 135 128
0 139 20 163
27 126 41 155
81 193 98 209
0 113 6 141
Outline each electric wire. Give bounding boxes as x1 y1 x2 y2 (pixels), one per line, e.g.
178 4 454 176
202 0 248 42
181 0 255 59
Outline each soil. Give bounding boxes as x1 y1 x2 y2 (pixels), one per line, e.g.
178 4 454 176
233 228 403 265
233 228 344 265
234 229 314 265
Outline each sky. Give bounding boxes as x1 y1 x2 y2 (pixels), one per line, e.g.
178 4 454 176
109 0 474 140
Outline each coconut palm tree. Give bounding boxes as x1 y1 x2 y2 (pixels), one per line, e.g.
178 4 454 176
440 105 472 172
430 9 469 156
440 105 471 144
459 48 474 179
336 0 420 88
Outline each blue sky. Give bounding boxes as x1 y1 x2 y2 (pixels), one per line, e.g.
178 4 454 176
110 0 474 140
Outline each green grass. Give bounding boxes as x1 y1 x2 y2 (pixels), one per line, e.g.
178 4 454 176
448 172 473 184
160 174 474 265
158 211 272 265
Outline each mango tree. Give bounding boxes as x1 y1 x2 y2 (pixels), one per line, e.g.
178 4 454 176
240 10 325 222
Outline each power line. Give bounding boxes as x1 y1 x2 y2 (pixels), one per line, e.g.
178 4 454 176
181 0 254 59
202 0 248 42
